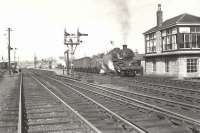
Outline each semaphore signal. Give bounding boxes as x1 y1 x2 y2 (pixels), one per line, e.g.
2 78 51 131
64 28 88 74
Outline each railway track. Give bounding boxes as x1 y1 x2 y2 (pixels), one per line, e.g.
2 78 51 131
32 70 200 133
33 72 148 133
133 76 200 90
67 71 200 90
127 81 200 106
20 72 103 133
58 71 200 108
108 76 200 108
55 76 200 119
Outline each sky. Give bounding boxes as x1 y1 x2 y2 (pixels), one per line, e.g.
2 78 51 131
0 0 200 61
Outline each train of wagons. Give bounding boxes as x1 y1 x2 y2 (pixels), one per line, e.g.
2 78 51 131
73 45 143 76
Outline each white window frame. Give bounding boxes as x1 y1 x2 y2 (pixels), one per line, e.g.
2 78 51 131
187 58 198 73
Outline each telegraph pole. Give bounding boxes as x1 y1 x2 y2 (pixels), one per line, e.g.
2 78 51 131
7 28 12 75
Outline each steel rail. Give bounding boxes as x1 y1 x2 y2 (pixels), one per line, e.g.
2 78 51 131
133 79 200 93
34 74 148 133
90 83 200 110
31 75 102 133
52 75 200 126
56 73 200 93
55 74 200 101
56 75 200 109
17 72 23 133
127 83 200 99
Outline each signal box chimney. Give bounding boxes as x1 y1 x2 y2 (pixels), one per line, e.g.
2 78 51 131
157 4 163 27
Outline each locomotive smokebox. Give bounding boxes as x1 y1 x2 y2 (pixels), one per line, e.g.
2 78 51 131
123 44 127 50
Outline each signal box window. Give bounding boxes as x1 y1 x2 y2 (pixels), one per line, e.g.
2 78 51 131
187 59 198 73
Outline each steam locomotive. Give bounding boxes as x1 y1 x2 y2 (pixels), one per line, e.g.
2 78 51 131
73 45 143 76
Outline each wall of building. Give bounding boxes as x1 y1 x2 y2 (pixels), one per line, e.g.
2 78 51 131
177 57 186 78
145 59 153 74
155 57 165 74
167 57 179 76
145 57 178 76
141 60 146 74
145 55 200 78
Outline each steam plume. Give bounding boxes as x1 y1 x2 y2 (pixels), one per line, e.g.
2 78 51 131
110 0 131 42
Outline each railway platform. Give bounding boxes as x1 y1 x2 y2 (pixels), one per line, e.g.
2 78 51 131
0 71 20 133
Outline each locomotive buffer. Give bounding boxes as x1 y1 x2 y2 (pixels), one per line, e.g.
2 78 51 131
64 28 88 74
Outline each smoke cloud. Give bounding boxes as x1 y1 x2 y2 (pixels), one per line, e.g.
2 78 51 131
110 0 131 43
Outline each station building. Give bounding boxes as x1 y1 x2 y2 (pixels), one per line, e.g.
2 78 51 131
143 4 200 78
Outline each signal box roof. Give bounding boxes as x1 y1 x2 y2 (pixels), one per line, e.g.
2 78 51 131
144 13 200 34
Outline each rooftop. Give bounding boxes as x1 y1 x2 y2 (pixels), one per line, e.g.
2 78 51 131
144 13 200 34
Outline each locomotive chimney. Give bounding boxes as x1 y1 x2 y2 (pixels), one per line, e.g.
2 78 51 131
157 4 163 27
123 44 127 50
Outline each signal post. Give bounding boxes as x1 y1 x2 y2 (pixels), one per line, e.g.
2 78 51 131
64 28 88 75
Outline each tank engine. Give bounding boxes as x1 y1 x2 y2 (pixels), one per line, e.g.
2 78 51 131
101 45 142 76
73 45 143 76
